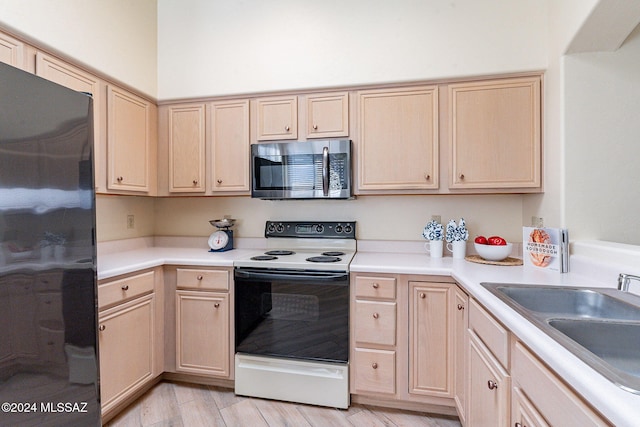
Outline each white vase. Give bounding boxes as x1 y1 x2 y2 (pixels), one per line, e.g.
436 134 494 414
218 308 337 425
54 245 65 262
446 240 467 259
424 240 443 258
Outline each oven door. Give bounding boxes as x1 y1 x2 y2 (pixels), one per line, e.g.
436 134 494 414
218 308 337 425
234 268 349 363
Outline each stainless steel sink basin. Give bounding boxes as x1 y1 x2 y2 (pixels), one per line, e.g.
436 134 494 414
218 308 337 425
548 319 640 390
495 286 640 320
482 282 640 394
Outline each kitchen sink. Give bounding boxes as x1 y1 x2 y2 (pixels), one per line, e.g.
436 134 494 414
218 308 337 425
482 282 640 394
494 286 640 320
548 319 640 386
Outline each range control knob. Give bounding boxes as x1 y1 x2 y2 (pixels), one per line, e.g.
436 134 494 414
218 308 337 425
315 224 324 233
267 223 276 234
344 225 353 234
335 225 343 233
276 223 285 233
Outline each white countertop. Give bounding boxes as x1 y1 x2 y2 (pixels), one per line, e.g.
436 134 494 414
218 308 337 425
97 237 640 426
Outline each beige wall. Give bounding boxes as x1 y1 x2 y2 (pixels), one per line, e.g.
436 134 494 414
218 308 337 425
152 195 524 243
0 0 158 98
157 0 549 100
96 194 523 243
563 25 640 244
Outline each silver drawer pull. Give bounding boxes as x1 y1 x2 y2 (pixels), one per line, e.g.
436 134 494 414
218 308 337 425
457 304 465 310
99 325 106 332
372 312 379 319
487 380 498 390
371 362 378 369
214 303 220 308
420 293 426 299
121 285 129 291
197 275 203 280
372 283 379 289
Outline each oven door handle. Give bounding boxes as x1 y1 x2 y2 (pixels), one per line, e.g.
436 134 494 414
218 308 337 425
235 268 348 282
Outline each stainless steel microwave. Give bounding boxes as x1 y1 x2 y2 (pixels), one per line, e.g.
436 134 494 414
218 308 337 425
251 140 352 199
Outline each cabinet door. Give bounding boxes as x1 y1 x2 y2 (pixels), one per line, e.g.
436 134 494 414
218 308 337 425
467 331 510 427
107 85 151 192
408 282 452 397
449 76 541 190
358 87 438 191
306 92 349 138
256 96 297 140
0 32 24 68
168 104 206 192
35 52 104 191
512 387 550 427
454 286 469 424
176 290 229 377
211 100 250 192
99 294 155 413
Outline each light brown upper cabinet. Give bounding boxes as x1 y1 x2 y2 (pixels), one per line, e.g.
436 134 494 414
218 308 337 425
448 76 541 190
0 32 24 69
210 100 250 193
306 92 349 138
357 87 439 192
107 85 154 193
168 104 206 193
256 96 297 140
35 53 105 192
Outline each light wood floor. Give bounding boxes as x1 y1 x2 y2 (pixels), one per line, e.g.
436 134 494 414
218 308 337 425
105 381 462 427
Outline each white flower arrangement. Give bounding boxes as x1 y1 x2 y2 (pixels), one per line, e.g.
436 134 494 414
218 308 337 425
445 218 469 243
422 220 444 241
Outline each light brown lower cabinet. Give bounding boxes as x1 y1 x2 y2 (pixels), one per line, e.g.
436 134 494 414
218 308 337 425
467 330 510 427
512 386 549 427
175 290 229 377
173 267 232 379
98 293 155 414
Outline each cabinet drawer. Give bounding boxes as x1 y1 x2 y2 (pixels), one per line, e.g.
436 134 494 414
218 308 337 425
513 341 610 426
353 348 396 395
469 298 509 368
176 268 229 291
354 276 396 299
99 271 155 309
354 300 396 346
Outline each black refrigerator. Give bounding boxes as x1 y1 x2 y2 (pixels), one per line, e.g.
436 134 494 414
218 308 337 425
0 62 100 425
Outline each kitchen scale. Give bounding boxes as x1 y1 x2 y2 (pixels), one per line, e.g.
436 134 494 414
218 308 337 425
208 218 235 252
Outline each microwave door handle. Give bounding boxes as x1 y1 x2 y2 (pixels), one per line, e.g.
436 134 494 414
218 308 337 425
322 146 329 196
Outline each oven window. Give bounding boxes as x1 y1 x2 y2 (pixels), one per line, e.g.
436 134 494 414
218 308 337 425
235 272 349 363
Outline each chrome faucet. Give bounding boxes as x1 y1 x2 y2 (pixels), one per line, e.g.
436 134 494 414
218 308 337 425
617 273 640 292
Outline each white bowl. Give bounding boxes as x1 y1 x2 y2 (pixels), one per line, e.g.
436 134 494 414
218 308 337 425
474 242 513 261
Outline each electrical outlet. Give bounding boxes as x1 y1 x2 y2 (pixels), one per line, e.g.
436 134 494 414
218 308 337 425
431 215 441 223
531 216 544 227
127 214 135 229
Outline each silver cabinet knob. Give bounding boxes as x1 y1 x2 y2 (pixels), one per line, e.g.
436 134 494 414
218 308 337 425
214 303 220 308
425 174 430 180
193 179 198 185
285 125 290 132
371 362 378 369
197 275 203 280
117 176 123 182
420 293 426 299
372 283 379 289
217 179 222 185
457 304 465 310
99 325 106 331
372 312 379 319
121 285 129 291
487 380 498 390
459 174 465 180
313 124 318 130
